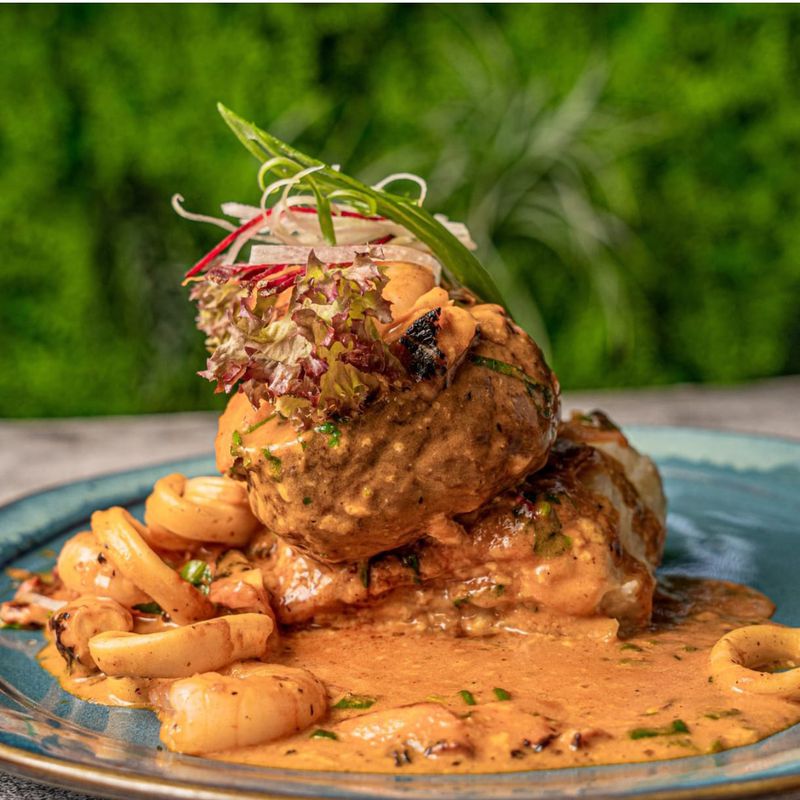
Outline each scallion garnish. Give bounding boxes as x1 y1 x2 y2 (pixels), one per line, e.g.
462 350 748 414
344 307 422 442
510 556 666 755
261 449 282 481
180 560 212 589
333 694 376 710
629 719 690 740
132 602 164 616
310 729 338 740
315 421 342 448
458 690 477 706
217 104 504 307
230 430 243 458
493 687 512 701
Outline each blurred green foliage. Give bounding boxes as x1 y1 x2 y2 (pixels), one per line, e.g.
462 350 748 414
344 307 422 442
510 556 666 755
1 5 798 417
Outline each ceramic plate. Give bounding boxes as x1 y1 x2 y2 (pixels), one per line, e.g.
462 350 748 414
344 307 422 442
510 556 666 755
1 427 799 800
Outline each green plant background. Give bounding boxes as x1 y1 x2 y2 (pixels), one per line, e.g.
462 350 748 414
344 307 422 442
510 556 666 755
1 5 798 417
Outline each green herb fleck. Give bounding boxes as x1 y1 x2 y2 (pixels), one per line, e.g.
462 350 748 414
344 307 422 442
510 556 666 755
230 430 243 458
315 421 342 448
534 531 572 558
629 719 690 740
470 355 545 402
709 739 726 754
133 602 164 616
621 643 645 652
180 560 212 591
458 690 477 706
302 496 313 505
493 687 511 701
493 584 506 596
399 552 420 578
683 645 699 652
453 596 471 608
244 414 276 434
704 708 741 720
358 560 371 589
261 449 282 481
534 500 551 517
333 694 376 710
309 729 338 740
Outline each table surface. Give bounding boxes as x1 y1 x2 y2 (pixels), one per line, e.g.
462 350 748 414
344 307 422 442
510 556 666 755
1 375 798 799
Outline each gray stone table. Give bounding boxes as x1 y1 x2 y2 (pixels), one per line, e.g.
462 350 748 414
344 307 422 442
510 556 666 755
0 375 798 798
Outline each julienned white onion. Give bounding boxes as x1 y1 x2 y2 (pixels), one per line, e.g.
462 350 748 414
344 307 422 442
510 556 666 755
219 202 476 253
249 244 442 285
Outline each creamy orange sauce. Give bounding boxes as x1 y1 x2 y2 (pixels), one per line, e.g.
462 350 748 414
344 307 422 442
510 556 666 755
40 577 800 773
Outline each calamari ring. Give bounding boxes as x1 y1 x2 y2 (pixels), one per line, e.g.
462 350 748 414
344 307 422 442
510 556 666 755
89 612 273 678
710 624 800 700
91 507 215 625
144 474 261 548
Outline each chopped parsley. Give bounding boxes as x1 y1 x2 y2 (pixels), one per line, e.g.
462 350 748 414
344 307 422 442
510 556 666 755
261 449 282 481
629 719 690 740
244 414 276 434
458 690 477 706
302 496 313 505
333 694 377 710
180 560 212 592
704 708 741 720
132 602 164 616
399 552 421 579
470 355 552 417
358 560 371 589
533 531 572 558
310 729 338 740
315 421 342 448
493 687 512 701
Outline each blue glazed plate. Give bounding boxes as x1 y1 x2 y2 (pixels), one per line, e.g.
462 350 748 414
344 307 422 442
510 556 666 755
1 427 799 800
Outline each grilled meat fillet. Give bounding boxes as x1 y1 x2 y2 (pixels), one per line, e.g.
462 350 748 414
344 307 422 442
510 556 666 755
248 415 666 636
218 302 559 562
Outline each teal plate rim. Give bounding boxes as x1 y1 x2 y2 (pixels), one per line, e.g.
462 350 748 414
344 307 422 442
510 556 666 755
0 425 799 800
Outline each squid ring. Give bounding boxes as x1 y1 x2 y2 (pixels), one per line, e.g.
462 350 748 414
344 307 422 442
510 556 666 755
710 624 800 700
89 612 273 678
144 474 261 547
92 507 215 625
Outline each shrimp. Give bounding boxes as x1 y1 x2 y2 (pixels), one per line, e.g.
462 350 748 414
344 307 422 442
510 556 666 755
336 702 473 758
381 262 436 321
144 474 261 548
56 531 150 608
155 662 327 754
92 507 215 625
381 286 477 368
49 595 133 672
89 613 273 678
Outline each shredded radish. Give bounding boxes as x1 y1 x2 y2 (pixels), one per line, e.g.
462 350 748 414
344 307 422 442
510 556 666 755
184 212 270 278
179 167 475 281
172 194 237 232
250 244 442 284
372 173 428 206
